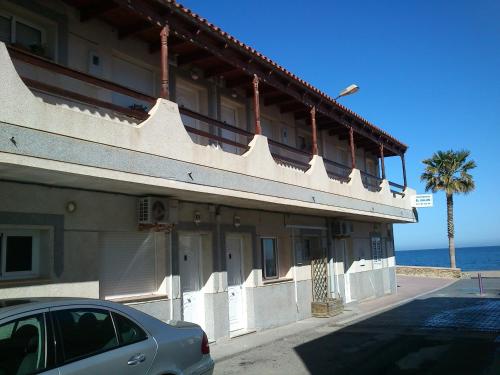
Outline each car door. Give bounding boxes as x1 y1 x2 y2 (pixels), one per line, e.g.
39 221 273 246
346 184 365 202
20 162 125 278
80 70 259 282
52 305 157 375
0 309 59 375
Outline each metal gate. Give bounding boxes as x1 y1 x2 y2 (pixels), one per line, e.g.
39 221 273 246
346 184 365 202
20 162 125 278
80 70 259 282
311 256 329 302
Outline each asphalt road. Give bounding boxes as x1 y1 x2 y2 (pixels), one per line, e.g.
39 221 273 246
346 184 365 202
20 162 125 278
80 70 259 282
214 278 500 375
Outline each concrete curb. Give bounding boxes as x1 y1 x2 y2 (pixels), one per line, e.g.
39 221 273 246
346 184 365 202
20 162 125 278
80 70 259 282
213 278 459 363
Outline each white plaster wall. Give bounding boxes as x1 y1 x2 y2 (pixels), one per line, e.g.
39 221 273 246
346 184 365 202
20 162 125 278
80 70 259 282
0 281 99 299
0 38 415 223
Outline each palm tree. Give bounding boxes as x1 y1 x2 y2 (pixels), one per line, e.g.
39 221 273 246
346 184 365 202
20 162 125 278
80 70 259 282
420 150 476 268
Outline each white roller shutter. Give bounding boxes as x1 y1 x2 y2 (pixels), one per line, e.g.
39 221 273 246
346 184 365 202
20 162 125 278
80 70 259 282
99 232 157 299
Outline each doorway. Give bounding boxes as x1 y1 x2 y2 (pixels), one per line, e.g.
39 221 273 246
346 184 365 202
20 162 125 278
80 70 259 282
179 234 205 329
226 235 245 332
341 239 354 303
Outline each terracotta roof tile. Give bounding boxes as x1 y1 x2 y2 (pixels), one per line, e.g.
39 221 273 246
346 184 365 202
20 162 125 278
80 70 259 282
161 0 407 150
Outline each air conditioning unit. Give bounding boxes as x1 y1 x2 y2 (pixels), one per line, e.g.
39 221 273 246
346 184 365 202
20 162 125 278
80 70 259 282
332 220 354 237
137 197 176 225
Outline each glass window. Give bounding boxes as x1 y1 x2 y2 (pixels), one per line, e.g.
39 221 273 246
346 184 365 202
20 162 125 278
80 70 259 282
0 231 39 278
6 236 33 272
55 309 118 363
262 238 278 279
112 313 147 346
15 21 42 51
371 236 382 262
0 15 11 43
0 314 46 374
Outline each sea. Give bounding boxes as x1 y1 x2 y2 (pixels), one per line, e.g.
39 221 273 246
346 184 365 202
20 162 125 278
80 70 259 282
395 246 500 271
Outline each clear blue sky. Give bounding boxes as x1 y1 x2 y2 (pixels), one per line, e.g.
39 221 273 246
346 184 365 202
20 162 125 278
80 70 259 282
180 0 500 250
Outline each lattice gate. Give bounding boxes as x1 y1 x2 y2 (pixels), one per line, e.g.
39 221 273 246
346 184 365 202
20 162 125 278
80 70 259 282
311 256 328 302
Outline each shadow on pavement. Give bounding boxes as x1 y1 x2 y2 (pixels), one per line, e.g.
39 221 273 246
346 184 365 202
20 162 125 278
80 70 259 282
294 297 500 375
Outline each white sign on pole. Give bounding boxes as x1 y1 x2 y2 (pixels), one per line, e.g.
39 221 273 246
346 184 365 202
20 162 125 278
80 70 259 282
411 194 433 208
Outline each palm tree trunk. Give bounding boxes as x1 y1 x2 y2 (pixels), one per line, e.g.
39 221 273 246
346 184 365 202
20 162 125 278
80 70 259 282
446 193 456 268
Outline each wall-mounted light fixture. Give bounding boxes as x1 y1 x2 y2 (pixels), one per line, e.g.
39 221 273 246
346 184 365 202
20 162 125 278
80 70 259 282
194 211 201 225
190 70 200 80
66 201 77 213
234 215 241 228
231 90 238 99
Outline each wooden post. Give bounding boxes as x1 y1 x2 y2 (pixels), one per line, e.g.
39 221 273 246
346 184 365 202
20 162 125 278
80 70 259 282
401 153 407 188
160 25 169 99
379 144 386 179
252 74 262 135
310 106 318 155
349 127 356 169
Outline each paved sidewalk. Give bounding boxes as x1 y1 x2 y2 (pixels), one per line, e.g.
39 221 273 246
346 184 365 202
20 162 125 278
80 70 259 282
211 275 456 362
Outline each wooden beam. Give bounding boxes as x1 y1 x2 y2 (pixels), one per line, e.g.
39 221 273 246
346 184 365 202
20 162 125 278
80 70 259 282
111 0 407 155
160 25 169 99
80 1 119 22
401 153 407 188
264 94 294 106
226 75 252 88
280 102 304 113
253 75 261 135
118 21 152 39
380 144 386 179
310 106 318 155
204 66 239 78
349 127 356 169
294 111 309 120
177 50 214 66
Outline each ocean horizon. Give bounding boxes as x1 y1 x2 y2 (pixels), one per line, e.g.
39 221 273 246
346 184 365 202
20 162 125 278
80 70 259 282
395 245 500 271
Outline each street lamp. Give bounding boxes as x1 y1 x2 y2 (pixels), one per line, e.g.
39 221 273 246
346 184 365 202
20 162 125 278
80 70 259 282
334 84 359 100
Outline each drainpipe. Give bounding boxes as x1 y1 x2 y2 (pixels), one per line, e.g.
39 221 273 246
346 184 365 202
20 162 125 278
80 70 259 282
291 230 299 320
169 232 174 321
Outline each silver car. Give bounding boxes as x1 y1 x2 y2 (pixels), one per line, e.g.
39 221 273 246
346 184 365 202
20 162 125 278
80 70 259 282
0 298 214 375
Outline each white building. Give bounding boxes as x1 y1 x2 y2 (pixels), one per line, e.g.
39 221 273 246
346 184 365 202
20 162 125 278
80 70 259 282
0 0 416 341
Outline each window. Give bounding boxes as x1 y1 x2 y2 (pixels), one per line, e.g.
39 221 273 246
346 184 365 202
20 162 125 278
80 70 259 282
371 236 383 263
54 308 118 363
0 13 45 56
0 313 46 374
112 313 147 346
0 15 11 43
261 238 278 279
0 230 39 279
297 134 312 152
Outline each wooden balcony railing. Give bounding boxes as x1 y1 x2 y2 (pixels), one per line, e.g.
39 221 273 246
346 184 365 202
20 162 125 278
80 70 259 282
6 45 407 194
178 106 252 153
389 181 405 197
268 140 311 171
8 46 155 121
360 170 383 192
323 158 352 183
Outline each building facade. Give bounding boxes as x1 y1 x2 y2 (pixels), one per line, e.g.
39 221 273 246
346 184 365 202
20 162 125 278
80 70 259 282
0 0 416 341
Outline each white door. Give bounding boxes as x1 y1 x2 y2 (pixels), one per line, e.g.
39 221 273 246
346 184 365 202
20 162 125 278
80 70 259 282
221 104 238 154
226 236 244 332
341 239 353 303
176 84 201 144
179 234 204 329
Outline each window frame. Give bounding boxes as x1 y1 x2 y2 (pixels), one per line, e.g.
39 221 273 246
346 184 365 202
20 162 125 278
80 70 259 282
371 235 383 264
261 237 279 280
111 311 148 347
0 229 40 280
0 11 47 50
52 307 120 365
0 310 51 373
50 305 152 367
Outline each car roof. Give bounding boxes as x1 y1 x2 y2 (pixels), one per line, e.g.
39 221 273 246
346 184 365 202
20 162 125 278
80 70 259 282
0 297 133 319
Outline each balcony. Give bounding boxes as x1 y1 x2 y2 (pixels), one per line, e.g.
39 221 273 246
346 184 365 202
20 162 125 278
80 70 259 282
0 42 415 222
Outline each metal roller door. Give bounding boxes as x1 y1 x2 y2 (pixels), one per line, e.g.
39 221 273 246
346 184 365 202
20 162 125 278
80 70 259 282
99 232 157 299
